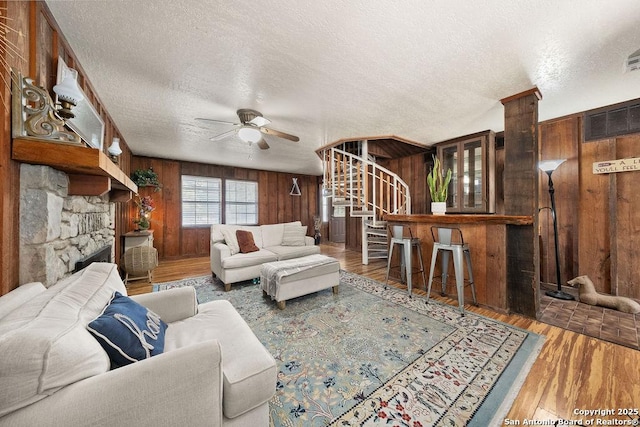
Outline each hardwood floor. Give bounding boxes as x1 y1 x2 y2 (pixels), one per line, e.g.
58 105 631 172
128 243 640 425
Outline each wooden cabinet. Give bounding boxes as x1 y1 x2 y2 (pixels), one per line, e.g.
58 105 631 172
436 131 495 213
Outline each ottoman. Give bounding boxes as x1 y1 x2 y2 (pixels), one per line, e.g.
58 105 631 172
260 254 340 309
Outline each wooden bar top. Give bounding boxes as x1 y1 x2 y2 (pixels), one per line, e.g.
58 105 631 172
386 214 533 226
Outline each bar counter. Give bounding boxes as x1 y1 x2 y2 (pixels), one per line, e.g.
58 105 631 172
386 214 534 313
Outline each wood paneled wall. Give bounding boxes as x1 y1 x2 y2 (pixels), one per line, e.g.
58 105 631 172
541 115 640 299
0 1 133 295
477 111 640 301
130 156 321 260
379 152 432 215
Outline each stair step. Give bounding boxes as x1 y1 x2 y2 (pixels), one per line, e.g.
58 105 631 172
368 241 388 246
351 210 374 217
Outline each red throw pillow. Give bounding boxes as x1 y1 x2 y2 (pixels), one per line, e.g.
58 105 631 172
236 230 259 253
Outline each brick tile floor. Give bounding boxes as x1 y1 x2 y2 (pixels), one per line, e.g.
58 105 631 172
539 293 640 350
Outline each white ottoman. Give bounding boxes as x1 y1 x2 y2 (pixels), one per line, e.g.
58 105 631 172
260 254 340 309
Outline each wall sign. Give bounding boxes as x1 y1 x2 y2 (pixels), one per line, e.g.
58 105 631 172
593 157 640 174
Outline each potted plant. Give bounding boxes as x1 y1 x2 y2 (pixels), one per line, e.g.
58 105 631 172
427 155 452 215
131 167 162 190
133 195 155 230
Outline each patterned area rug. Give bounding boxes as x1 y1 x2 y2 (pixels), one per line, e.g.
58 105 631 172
156 272 544 426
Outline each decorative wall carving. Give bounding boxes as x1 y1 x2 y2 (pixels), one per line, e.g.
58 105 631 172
11 70 82 144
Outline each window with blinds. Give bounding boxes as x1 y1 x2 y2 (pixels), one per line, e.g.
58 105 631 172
181 175 222 226
225 179 258 225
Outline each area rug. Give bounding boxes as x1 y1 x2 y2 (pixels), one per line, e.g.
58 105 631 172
156 272 544 426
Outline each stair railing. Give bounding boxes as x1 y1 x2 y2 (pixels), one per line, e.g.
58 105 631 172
322 147 411 222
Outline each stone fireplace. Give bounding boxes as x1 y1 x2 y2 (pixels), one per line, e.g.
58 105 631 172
19 164 116 286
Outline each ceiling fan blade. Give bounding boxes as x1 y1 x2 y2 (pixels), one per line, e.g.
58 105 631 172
209 128 237 141
248 116 270 127
259 127 299 142
196 117 240 126
257 138 270 150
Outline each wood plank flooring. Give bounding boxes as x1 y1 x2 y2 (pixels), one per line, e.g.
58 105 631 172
126 243 640 425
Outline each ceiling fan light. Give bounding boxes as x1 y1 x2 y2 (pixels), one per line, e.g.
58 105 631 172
238 126 262 143
249 116 270 127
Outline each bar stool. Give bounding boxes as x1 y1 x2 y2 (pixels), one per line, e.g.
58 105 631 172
426 227 477 315
385 225 427 297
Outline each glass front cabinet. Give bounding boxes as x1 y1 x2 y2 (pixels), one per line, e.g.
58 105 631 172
436 130 495 213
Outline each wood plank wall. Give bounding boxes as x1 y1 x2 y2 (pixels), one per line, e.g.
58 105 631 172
130 156 321 260
544 115 640 299
0 1 133 295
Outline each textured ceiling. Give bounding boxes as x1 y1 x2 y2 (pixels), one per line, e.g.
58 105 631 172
45 0 640 175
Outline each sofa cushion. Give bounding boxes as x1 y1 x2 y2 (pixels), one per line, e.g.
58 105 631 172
0 282 46 321
236 230 259 253
212 225 264 248
87 292 168 367
221 249 278 269
265 244 321 260
164 300 276 419
211 224 225 243
221 228 241 255
0 263 124 417
281 224 307 246
261 221 301 247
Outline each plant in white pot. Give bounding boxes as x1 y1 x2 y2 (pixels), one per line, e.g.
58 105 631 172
427 155 452 215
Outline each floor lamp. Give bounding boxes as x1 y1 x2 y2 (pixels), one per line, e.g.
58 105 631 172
539 159 574 300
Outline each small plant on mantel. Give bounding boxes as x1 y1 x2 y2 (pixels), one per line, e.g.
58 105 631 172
131 167 162 191
427 155 452 214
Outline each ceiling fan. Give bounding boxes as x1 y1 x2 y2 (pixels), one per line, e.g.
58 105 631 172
196 109 299 150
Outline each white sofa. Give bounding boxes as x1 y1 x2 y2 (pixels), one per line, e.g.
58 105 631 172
0 263 277 426
210 221 320 291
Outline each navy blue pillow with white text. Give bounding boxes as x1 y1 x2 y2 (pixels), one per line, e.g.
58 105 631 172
88 292 168 367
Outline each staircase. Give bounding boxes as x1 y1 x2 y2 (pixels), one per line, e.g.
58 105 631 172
320 147 411 264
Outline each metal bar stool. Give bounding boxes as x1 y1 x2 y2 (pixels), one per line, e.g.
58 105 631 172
385 225 426 297
426 227 477 315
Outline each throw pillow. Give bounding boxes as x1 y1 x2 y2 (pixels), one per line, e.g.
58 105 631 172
221 228 240 255
236 230 259 253
282 224 307 246
87 292 168 368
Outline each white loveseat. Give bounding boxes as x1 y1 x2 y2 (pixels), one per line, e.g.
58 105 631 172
210 221 320 291
0 263 277 426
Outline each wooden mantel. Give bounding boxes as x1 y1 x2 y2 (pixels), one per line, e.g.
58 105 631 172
12 138 137 201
